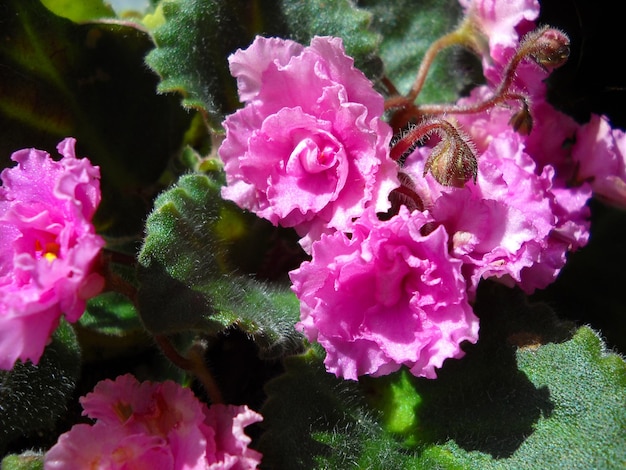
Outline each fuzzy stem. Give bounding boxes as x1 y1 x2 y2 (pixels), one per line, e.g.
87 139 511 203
407 29 467 103
390 119 457 161
155 335 224 404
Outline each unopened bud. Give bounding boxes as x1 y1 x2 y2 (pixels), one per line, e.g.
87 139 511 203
525 26 570 70
509 101 533 135
423 134 477 188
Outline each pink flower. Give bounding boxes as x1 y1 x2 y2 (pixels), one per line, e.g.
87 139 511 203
289 207 479 380
44 423 174 470
203 404 264 470
403 128 590 296
0 138 105 370
570 114 626 209
459 0 539 68
219 35 399 250
44 374 263 470
458 0 562 108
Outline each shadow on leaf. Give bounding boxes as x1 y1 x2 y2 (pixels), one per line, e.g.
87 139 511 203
413 281 574 458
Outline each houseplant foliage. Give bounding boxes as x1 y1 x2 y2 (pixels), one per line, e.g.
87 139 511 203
1 0 626 468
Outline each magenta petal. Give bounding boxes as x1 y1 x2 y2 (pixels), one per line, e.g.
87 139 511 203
219 35 399 249
290 207 479 380
0 139 104 369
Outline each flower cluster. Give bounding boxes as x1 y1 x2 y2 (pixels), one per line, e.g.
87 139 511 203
0 138 105 370
219 0 626 381
44 373 263 469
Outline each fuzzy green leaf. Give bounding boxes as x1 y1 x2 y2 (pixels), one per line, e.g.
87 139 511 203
144 0 247 129
136 173 304 358
258 283 626 469
1 452 44 470
0 321 81 455
144 0 382 130
359 0 481 104
274 0 382 79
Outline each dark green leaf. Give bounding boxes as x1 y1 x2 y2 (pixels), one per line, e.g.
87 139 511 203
359 0 480 104
74 291 155 362
274 0 382 78
137 173 304 358
144 0 383 131
0 321 81 455
258 347 397 470
144 0 248 129
0 0 192 237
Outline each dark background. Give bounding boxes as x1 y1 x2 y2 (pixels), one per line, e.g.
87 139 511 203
539 0 626 128
533 0 626 354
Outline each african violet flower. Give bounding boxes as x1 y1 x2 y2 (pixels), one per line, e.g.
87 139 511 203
289 207 479 380
219 35 399 250
459 0 539 75
0 138 105 370
402 129 591 297
458 0 626 211
44 373 263 469
570 114 626 209
397 0 603 296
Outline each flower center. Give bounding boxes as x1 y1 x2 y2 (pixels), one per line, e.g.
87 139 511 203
35 239 60 262
113 401 134 423
291 137 338 174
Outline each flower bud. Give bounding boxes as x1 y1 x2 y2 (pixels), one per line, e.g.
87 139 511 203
424 134 477 188
526 26 570 70
509 101 533 135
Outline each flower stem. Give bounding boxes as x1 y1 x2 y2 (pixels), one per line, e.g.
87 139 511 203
407 29 468 103
155 334 224 404
385 27 467 113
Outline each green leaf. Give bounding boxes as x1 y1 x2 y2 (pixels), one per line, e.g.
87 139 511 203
258 282 626 469
75 292 154 362
0 321 81 455
1 452 44 470
136 173 304 358
81 292 141 336
144 0 382 130
0 0 192 237
258 347 387 470
39 0 115 22
144 0 248 129
275 0 382 78
359 0 481 104
509 327 626 469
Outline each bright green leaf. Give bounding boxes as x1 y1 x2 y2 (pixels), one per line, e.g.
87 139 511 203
1 452 44 470
39 0 115 22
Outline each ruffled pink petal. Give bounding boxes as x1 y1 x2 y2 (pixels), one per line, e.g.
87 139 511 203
0 139 104 369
